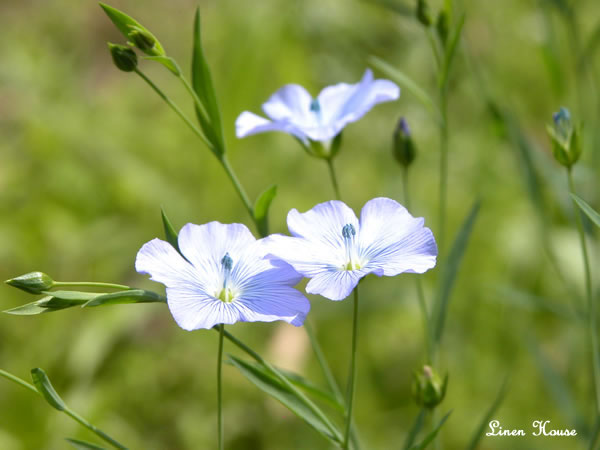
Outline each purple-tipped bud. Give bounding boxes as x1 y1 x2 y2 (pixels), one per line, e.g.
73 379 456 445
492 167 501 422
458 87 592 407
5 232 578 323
547 107 581 168
393 117 416 167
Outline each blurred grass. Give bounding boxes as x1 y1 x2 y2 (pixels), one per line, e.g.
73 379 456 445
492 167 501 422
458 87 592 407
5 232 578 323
1 0 599 448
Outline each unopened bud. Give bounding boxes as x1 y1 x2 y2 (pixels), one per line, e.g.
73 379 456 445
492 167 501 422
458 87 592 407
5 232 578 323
108 43 137 72
128 26 164 56
416 0 432 27
546 107 582 168
393 118 416 167
412 365 448 408
5 272 54 294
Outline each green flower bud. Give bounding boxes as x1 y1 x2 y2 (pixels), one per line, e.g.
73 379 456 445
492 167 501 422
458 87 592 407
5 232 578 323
108 43 138 72
5 272 54 294
412 365 448 409
393 118 416 167
128 26 164 56
546 107 582 168
436 10 449 45
416 0 432 27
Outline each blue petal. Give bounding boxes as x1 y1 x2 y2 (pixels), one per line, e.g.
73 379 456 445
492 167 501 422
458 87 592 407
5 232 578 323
305 269 364 301
262 84 314 125
288 200 359 246
165 286 233 330
359 197 437 276
235 285 311 326
235 111 307 141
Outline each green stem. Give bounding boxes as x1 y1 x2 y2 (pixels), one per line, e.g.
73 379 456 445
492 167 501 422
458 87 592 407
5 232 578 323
438 88 449 256
326 158 342 200
426 27 442 69
217 324 225 450
53 282 130 291
219 328 343 443
134 69 215 153
0 369 127 449
178 75 212 129
343 288 360 449
219 155 256 228
567 169 600 413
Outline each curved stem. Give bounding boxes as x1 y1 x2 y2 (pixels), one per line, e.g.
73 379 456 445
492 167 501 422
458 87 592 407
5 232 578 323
217 324 225 450
304 321 343 404
178 75 212 128
343 287 360 449
219 155 256 227
567 169 600 412
53 282 130 291
326 158 342 200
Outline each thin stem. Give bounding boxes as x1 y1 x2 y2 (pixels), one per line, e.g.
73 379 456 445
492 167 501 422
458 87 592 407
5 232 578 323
219 155 256 227
217 324 225 450
219 328 343 443
0 369 126 449
438 88 449 255
343 288 360 449
567 168 600 413
134 69 215 153
53 282 130 291
178 75 212 129
326 158 342 200
426 28 442 69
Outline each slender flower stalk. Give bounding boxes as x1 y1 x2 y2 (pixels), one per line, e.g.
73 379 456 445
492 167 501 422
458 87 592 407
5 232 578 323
567 169 600 412
217 324 225 450
53 281 131 291
326 158 342 200
343 287 360 449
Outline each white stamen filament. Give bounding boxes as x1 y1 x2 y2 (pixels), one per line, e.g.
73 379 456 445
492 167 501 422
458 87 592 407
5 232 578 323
342 224 362 271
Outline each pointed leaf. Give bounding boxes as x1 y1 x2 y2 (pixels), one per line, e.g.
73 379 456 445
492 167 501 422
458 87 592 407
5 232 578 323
227 355 339 443
83 289 166 307
438 13 465 89
161 207 180 251
192 8 224 152
66 438 107 450
410 410 452 450
369 56 438 117
571 194 600 228
466 378 509 450
403 408 426 450
3 293 94 315
253 185 277 237
431 200 480 348
31 368 66 411
99 3 165 55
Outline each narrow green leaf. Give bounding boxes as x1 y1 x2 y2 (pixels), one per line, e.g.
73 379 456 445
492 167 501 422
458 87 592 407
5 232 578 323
31 368 66 411
431 201 480 348
369 56 438 116
438 13 465 89
588 415 600 450
99 3 165 55
466 378 509 450
363 0 413 16
410 410 452 450
571 194 600 228
254 185 277 237
161 207 180 251
41 291 99 301
403 408 426 450
227 355 339 443
83 289 166 307
3 293 94 315
143 56 180 75
66 438 107 450
192 7 224 152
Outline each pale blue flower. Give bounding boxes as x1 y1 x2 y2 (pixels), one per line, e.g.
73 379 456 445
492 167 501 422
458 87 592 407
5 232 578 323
235 69 400 144
136 222 310 330
263 198 437 301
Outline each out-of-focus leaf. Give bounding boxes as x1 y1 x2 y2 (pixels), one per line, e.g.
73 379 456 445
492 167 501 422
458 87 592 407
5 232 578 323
403 408 426 450
410 410 452 450
571 194 600 228
588 415 600 450
161 207 180 251
31 368 66 411
192 7 224 153
431 201 480 348
143 56 180 75
227 355 339 443
438 13 465 89
369 56 438 117
99 3 165 55
83 290 166 307
494 285 581 321
466 377 509 450
253 185 277 237
66 438 107 450
363 0 412 16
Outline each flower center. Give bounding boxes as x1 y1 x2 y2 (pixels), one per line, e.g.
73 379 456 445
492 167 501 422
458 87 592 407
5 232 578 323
216 253 236 303
341 224 362 271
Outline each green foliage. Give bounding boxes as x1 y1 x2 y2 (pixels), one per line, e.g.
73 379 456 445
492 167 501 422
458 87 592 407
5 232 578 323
253 185 277 237
31 368 66 411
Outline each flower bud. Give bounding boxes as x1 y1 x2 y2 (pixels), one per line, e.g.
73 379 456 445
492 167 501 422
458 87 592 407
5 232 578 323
108 43 138 72
416 0 432 27
412 365 448 408
5 272 54 294
393 118 416 167
436 10 449 45
546 107 582 168
128 26 164 56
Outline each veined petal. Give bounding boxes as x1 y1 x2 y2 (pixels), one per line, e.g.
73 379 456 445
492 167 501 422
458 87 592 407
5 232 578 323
235 111 307 141
317 69 399 137
235 286 310 326
359 197 437 276
305 269 365 301
262 84 314 124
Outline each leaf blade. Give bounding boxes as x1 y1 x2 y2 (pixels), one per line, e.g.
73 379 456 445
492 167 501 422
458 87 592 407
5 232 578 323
466 378 509 450
410 410 452 450
438 13 465 89
253 185 277 237
82 290 166 307
571 194 600 228
161 207 180 251
31 368 66 411
66 438 107 450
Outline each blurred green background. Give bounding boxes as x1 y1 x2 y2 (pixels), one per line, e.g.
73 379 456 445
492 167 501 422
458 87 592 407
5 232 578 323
1 0 600 448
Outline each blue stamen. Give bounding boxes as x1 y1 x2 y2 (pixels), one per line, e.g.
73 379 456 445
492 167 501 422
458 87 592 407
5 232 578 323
341 224 361 270
221 253 232 271
552 107 572 140
310 98 321 114
342 224 356 239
